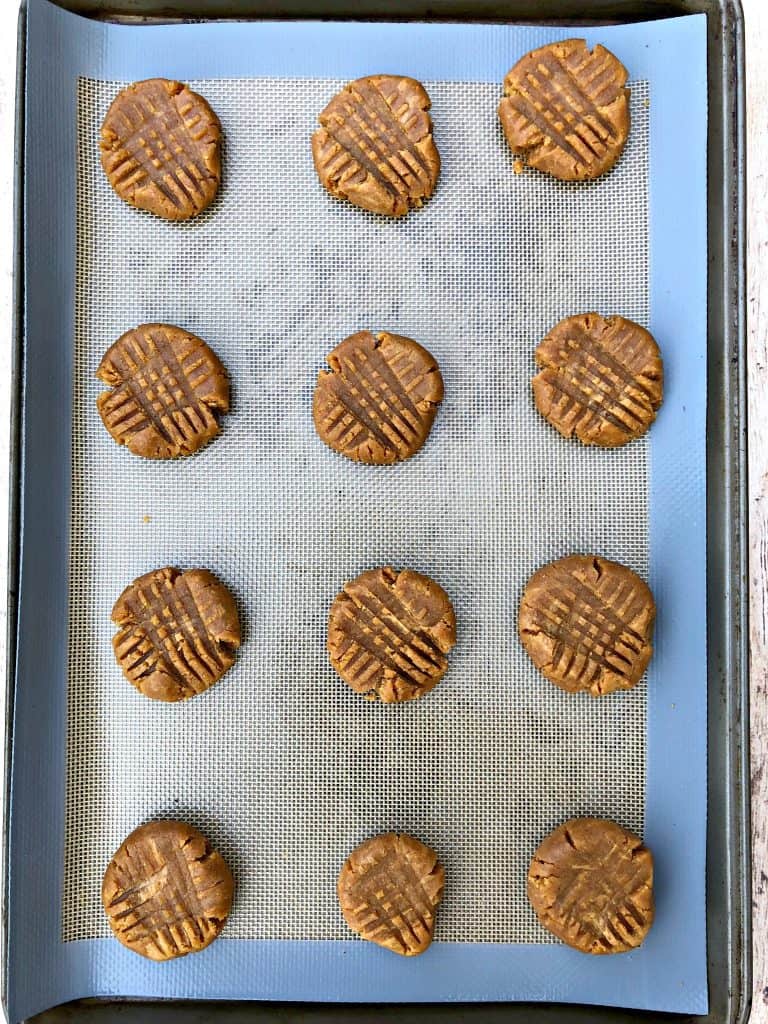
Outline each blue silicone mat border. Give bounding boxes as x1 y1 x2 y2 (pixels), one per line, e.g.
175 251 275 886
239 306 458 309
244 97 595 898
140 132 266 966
9 1 707 1019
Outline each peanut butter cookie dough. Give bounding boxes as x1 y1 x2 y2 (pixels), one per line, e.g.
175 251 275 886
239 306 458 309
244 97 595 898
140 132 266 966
328 567 456 703
313 330 443 465
519 554 655 696
101 78 221 220
312 75 440 217
338 833 445 955
102 819 234 961
111 566 240 702
498 39 630 181
528 817 654 954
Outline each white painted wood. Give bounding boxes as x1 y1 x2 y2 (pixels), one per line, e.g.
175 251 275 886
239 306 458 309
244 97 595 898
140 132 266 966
745 0 768 1019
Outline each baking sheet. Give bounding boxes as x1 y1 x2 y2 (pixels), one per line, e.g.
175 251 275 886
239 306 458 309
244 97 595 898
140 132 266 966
10 1 707 1019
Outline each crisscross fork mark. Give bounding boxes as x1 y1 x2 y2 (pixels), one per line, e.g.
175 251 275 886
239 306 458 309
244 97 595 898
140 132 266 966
532 601 634 681
336 600 433 694
507 48 621 169
142 577 220 686
123 85 209 188
102 333 181 446
587 859 651 950
340 344 422 443
545 374 641 438
332 370 412 448
335 100 416 196
321 377 402 452
141 87 211 189
158 581 223 692
320 78 433 203
543 324 658 436
118 578 180 684
556 846 650 951
147 327 215 441
542 49 617 135
560 44 624 109
149 832 206 954
560 355 654 429
111 98 188 210
107 84 213 210
128 330 201 446
350 579 445 667
352 79 431 176
565 319 658 401
354 342 425 422
338 582 446 693
349 852 434 949
119 577 200 695
120 574 224 696
111 834 206 956
346 80 431 187
506 87 588 167
323 118 401 200
530 570 646 682
104 327 215 453
519 67 607 165
320 343 425 455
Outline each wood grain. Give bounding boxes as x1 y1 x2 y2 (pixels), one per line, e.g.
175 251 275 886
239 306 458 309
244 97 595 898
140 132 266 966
747 0 768 1018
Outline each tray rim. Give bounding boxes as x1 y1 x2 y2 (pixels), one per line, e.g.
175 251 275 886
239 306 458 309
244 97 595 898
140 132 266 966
5 1 750 1022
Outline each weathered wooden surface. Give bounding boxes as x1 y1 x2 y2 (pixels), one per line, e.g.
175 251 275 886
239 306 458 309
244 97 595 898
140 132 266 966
747 0 768 1019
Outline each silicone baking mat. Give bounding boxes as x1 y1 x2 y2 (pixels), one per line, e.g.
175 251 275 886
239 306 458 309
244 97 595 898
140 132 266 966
66 74 652 945
10 1 707 1019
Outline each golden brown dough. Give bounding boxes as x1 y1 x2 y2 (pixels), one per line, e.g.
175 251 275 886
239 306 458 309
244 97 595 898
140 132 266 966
338 833 445 955
111 566 240 702
519 554 655 696
528 818 654 954
532 313 663 448
102 819 234 961
313 330 443 465
312 75 440 217
96 323 229 460
101 78 221 220
328 566 456 703
498 39 630 181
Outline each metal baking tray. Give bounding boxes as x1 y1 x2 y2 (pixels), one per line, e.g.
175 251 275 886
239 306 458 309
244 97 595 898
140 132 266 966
7 0 749 1021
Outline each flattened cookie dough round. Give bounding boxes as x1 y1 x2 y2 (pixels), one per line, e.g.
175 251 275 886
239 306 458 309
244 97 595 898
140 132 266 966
101 78 221 220
519 554 655 696
498 39 630 181
328 566 456 703
338 833 445 955
528 818 654 954
313 330 443 465
112 566 241 702
96 323 229 460
312 75 440 217
532 313 663 448
102 819 234 961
